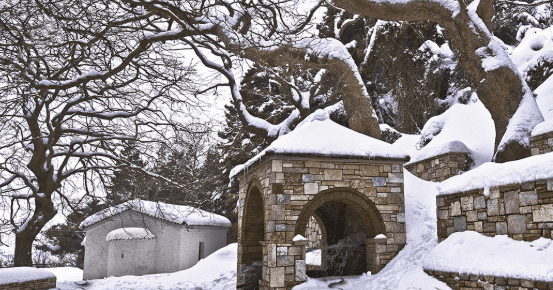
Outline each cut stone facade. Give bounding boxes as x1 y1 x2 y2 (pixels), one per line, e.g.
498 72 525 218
0 277 56 290
304 216 322 249
404 152 472 182
424 269 553 290
436 179 553 243
236 154 407 290
531 130 553 156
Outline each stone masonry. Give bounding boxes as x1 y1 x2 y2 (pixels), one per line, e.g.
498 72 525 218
304 216 322 249
404 152 472 182
436 178 553 243
531 130 553 156
424 269 553 290
0 277 56 290
236 154 408 290
424 129 553 289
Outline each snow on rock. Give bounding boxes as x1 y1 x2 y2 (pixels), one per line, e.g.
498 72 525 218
293 234 308 242
406 141 471 166
535 74 553 121
532 119 553 136
106 227 155 241
43 267 83 282
423 231 553 281
0 267 55 284
510 26 553 74
81 199 231 228
413 100 495 168
230 118 409 178
438 152 553 195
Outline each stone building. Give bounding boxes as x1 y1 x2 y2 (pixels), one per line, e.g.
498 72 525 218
232 118 410 290
81 199 231 279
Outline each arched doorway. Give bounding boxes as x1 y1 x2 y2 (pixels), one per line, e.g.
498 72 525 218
296 188 385 277
238 181 265 289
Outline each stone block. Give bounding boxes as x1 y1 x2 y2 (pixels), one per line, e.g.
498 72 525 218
496 222 508 235
490 187 500 199
388 173 404 183
507 215 527 234
324 169 343 181
270 267 285 287
387 192 404 204
474 196 486 209
302 174 314 183
504 190 520 214
268 244 277 267
304 183 318 195
277 255 294 266
548 178 553 191
533 204 553 222
397 212 405 223
295 260 306 281
272 160 283 172
450 201 461 216
461 196 474 211
466 210 478 222
478 211 487 220
277 247 288 256
373 177 387 187
305 161 320 168
392 164 401 172
474 221 483 232
277 194 291 205
288 246 302 256
271 205 285 220
438 210 449 220
361 165 380 176
487 199 499 216
483 223 495 233
454 216 467 232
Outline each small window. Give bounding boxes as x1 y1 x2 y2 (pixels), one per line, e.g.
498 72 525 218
198 242 205 260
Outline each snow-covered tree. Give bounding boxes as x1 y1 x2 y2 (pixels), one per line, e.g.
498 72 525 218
0 0 202 265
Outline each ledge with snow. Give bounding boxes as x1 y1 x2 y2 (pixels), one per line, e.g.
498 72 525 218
0 267 56 290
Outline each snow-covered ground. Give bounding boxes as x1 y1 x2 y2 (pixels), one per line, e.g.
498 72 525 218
44 170 450 290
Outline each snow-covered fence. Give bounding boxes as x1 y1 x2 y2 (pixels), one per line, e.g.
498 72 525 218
0 267 56 290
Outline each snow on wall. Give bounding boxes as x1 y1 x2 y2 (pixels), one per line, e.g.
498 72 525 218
438 152 553 195
535 75 553 121
230 117 409 178
423 231 553 281
106 227 156 241
0 267 56 284
411 100 495 168
81 199 231 228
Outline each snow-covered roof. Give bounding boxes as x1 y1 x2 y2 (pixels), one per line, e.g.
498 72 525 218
0 267 56 284
423 231 553 281
438 152 553 195
81 199 231 228
230 118 409 178
106 227 156 241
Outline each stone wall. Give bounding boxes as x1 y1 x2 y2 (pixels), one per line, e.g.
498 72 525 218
424 269 553 290
304 216 322 249
404 152 471 182
236 154 407 290
0 277 56 290
436 178 553 243
531 130 553 156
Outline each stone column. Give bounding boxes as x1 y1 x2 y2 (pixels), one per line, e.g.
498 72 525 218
366 237 387 274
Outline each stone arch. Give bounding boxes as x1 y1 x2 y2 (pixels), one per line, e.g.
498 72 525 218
238 178 265 287
295 187 385 238
295 187 386 276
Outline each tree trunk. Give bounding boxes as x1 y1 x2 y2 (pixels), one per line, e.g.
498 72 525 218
13 196 57 266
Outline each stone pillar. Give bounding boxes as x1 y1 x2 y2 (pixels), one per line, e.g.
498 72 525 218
366 237 388 274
